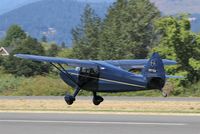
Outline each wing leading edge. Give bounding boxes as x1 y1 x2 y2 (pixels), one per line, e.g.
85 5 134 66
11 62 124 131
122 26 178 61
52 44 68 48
15 54 97 68
15 54 177 71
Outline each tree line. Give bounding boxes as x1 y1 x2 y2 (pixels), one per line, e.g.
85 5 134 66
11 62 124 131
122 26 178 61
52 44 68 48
0 0 200 95
72 0 200 89
0 25 67 76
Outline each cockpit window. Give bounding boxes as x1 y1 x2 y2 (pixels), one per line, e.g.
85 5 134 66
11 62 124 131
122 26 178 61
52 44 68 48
80 67 99 75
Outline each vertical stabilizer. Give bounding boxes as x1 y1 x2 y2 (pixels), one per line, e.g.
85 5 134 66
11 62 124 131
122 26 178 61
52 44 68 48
142 53 166 90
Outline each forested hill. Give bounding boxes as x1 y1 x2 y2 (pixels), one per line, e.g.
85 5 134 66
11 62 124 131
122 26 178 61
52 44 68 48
0 0 200 45
151 0 200 15
0 0 40 15
0 0 111 45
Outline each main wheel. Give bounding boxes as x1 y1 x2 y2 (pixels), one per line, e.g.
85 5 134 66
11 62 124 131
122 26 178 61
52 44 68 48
64 95 75 105
93 100 101 105
66 100 74 105
93 96 104 106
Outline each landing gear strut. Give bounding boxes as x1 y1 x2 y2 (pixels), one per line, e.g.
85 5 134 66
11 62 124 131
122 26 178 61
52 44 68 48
93 92 104 105
64 86 80 105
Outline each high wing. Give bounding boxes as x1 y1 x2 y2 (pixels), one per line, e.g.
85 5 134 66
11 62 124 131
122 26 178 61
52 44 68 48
15 54 97 68
15 54 177 71
105 59 177 71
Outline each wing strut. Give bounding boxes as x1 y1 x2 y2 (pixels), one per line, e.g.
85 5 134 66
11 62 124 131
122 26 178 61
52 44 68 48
50 62 79 87
50 62 81 105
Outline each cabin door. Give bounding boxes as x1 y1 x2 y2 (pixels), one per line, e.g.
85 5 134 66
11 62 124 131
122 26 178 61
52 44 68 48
78 67 100 91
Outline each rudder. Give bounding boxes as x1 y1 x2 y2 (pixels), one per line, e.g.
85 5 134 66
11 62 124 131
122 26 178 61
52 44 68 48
142 53 166 90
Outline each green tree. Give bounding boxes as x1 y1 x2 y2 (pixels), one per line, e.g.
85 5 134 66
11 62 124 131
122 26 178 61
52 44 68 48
61 42 66 48
72 4 101 59
98 0 160 60
41 35 47 42
47 43 61 56
153 15 200 84
3 25 26 47
2 36 50 77
57 48 72 58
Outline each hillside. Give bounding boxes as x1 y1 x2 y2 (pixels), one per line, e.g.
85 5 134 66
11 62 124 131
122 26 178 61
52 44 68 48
151 0 200 15
0 0 40 15
0 0 111 46
0 0 200 45
2 0 200 15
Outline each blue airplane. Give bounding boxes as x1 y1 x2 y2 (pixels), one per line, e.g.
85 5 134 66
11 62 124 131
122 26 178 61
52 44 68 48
15 52 182 105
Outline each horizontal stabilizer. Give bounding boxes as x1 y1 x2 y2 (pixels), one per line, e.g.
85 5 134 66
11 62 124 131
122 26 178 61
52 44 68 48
142 52 166 90
166 75 184 79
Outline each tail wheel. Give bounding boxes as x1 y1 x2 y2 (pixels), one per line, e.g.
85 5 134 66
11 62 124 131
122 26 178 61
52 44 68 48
162 91 168 97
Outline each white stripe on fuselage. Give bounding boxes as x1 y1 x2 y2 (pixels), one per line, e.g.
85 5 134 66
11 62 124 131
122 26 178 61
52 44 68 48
69 73 145 88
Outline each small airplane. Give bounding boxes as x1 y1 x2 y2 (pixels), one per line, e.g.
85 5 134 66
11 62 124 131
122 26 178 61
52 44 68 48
15 52 182 105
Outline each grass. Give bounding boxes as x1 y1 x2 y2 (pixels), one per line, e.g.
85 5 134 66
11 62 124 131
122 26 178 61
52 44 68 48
0 99 200 114
0 69 200 97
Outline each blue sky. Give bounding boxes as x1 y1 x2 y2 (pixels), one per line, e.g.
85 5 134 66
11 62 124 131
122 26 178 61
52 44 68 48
0 0 115 15
2 0 200 16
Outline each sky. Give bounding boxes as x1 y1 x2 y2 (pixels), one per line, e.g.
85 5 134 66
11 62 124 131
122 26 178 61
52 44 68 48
1 0 200 15
0 0 114 15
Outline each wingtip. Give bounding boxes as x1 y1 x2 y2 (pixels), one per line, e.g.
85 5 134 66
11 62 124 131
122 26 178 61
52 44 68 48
14 54 28 58
14 54 22 57
14 54 19 57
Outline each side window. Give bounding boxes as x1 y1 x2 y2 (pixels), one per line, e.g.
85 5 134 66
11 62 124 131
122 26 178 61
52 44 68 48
81 67 86 73
93 67 99 74
80 67 99 75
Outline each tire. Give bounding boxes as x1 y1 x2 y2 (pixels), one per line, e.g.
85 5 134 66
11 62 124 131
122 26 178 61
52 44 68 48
64 95 75 105
93 100 101 106
93 96 104 106
66 100 74 105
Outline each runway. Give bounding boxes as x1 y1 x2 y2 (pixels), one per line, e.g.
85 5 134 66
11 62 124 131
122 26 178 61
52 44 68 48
1 96 200 101
0 113 200 134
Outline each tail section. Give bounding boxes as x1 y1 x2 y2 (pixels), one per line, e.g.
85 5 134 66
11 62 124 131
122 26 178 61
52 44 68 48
142 53 166 90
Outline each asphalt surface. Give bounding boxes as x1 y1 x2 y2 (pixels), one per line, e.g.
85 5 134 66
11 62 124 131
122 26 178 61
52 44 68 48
0 113 200 134
0 96 200 101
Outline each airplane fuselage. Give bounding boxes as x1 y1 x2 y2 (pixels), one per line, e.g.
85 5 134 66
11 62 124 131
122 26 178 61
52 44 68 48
60 61 149 93
15 53 174 105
